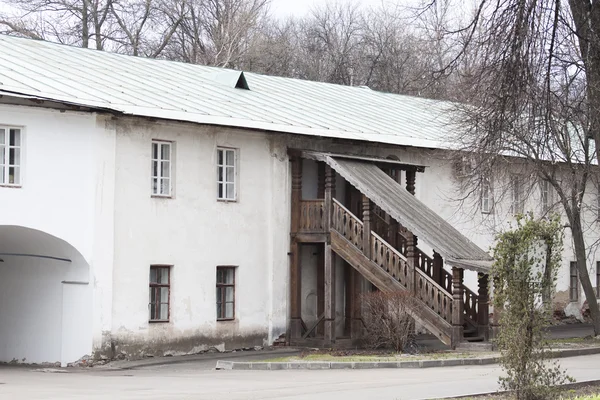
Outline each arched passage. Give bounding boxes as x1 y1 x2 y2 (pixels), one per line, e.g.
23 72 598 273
0 226 92 366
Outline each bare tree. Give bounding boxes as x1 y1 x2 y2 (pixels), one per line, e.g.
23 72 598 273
0 0 114 49
446 0 600 334
109 0 184 57
165 0 270 67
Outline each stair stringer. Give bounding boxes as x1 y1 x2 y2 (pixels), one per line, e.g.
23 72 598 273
331 229 453 346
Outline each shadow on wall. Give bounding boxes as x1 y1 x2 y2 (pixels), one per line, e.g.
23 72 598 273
0 225 92 366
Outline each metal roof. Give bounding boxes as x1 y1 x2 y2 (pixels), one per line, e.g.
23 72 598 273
325 157 493 272
0 35 455 150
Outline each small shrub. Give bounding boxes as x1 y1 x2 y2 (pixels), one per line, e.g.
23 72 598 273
360 291 416 352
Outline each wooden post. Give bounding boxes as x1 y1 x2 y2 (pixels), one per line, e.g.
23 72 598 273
289 156 303 340
389 218 399 250
452 267 464 348
491 277 501 344
405 231 416 293
432 251 443 287
478 273 490 340
406 169 416 195
317 162 325 199
317 244 325 336
324 165 335 232
324 243 336 346
351 269 363 340
362 194 371 258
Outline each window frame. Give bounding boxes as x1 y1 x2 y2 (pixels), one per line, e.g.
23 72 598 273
149 265 171 323
217 147 237 202
151 140 173 197
0 126 23 187
540 179 552 213
570 261 579 302
481 178 492 214
510 175 523 215
216 266 236 321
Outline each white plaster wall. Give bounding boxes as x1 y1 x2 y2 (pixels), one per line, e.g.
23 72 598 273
111 119 289 353
0 256 91 365
0 104 115 362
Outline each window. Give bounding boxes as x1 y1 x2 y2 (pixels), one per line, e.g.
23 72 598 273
510 175 523 215
481 178 492 214
216 266 235 320
540 180 552 213
0 127 21 186
217 148 236 201
570 262 579 302
151 141 172 196
149 266 170 322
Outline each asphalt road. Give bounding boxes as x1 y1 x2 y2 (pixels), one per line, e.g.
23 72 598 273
0 354 599 400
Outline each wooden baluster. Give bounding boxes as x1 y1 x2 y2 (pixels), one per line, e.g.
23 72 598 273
289 156 303 340
478 273 490 340
362 194 371 258
452 267 464 348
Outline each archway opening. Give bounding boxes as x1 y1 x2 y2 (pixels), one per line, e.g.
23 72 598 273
0 226 92 366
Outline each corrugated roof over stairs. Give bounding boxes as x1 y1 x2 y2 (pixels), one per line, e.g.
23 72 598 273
0 35 455 150
325 157 493 272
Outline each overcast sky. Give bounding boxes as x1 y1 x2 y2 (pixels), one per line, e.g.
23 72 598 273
270 0 394 18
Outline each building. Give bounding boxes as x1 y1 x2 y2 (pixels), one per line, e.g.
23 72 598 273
0 35 597 366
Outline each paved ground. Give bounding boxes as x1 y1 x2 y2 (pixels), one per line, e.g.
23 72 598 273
1 353 599 400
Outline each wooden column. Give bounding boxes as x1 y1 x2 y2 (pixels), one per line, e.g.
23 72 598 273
405 231 416 293
432 251 443 286
451 267 464 348
289 156 303 339
491 277 501 344
478 273 490 340
388 217 400 251
362 194 371 258
406 169 416 195
317 162 325 199
316 244 325 336
324 244 336 346
324 165 335 231
324 165 336 346
351 269 363 340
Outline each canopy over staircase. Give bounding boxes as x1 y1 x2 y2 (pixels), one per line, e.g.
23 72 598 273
288 152 494 349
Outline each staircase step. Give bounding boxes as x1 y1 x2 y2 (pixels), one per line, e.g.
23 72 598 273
456 341 493 352
463 335 485 342
463 327 477 335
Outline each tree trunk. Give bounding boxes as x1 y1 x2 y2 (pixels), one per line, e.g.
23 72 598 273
82 0 90 48
571 212 600 335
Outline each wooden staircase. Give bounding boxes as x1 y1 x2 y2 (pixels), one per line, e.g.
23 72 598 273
330 198 489 347
331 199 454 345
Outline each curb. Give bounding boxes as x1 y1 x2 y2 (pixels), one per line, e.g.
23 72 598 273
215 346 600 371
100 349 302 371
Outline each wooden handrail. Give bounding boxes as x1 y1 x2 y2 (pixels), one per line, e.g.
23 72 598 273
415 267 452 299
332 198 363 226
371 231 407 262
